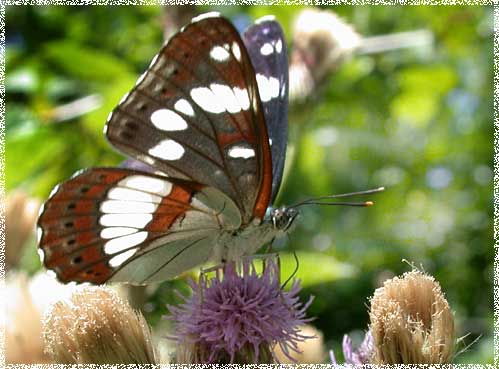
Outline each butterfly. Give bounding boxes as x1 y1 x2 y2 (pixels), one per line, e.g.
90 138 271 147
37 13 298 285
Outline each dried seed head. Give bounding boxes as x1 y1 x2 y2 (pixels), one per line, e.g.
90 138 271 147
42 286 157 364
369 269 455 364
274 324 326 364
289 9 361 101
5 272 50 363
6 191 41 268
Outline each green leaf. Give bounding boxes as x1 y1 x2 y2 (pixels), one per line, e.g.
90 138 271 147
6 104 41 134
391 91 438 127
297 132 329 194
6 127 65 193
279 251 358 288
391 65 457 127
6 68 40 94
43 41 133 82
82 75 137 134
397 65 457 96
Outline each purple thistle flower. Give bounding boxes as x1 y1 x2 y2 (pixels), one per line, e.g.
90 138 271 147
330 330 374 365
167 258 314 364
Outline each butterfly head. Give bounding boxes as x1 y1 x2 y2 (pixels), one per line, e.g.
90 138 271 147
270 206 299 233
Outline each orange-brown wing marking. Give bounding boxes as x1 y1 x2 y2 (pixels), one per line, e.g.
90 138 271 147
37 168 202 284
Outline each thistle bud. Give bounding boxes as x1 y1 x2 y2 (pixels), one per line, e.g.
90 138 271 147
369 270 455 364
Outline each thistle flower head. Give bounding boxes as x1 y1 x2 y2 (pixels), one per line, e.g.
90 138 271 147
168 258 314 364
343 330 375 364
42 286 157 364
330 331 374 365
369 269 455 364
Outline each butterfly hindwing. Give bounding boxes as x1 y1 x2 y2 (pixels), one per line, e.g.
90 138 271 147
109 232 218 284
37 168 241 284
243 17 289 203
120 158 157 174
105 14 272 223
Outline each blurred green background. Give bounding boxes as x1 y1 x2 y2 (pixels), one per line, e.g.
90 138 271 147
6 5 493 364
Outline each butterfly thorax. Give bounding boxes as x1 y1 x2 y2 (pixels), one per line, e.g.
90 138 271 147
214 206 298 262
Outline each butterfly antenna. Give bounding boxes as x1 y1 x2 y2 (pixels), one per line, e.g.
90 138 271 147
290 186 385 208
281 250 299 290
300 201 375 207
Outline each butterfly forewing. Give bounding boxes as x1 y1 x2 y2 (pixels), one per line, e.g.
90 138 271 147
105 15 272 223
243 17 289 203
37 168 241 284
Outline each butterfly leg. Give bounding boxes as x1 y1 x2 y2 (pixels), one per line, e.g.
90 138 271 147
214 201 227 228
240 252 281 282
265 236 276 253
200 263 225 276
